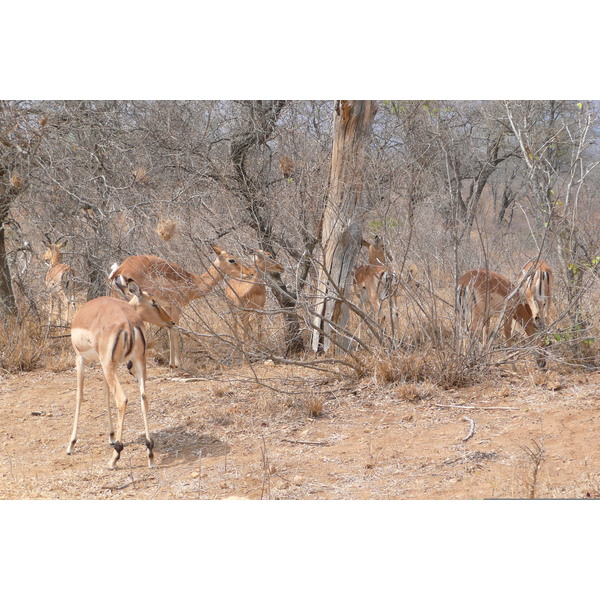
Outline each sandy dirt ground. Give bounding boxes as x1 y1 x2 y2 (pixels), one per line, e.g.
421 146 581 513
2 353 600 501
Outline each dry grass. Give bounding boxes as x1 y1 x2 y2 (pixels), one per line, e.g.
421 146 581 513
304 394 324 417
0 317 49 373
155 218 178 241
394 383 431 403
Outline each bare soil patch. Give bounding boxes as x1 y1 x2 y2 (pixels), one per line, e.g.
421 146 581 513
2 359 600 500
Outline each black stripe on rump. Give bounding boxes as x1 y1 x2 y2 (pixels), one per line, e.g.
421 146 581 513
111 329 125 362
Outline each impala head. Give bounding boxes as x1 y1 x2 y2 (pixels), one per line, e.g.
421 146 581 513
210 245 253 278
42 239 68 265
119 278 175 328
252 250 285 274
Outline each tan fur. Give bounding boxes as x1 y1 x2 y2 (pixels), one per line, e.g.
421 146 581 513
42 241 76 325
67 281 175 469
456 268 538 343
520 259 553 327
225 250 284 349
109 245 252 368
354 238 398 329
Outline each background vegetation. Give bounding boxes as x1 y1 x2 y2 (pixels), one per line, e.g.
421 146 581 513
2 100 600 380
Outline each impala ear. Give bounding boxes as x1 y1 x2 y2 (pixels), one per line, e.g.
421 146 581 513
127 279 142 298
211 245 224 255
58 240 69 249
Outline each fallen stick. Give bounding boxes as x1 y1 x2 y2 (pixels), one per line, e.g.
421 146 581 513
433 404 520 410
281 439 329 446
462 416 476 442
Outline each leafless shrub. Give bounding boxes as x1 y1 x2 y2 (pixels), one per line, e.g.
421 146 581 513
395 383 429 403
518 439 545 499
155 218 178 241
304 394 324 417
0 317 48 372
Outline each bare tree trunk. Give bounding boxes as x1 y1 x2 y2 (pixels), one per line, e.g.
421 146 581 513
0 205 17 315
311 100 377 353
0 181 18 316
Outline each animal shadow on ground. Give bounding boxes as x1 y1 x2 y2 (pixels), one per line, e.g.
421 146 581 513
138 425 229 467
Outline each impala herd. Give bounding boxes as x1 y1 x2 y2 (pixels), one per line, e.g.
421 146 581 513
40 237 553 469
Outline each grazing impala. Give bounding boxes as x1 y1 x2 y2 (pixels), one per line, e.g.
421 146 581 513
519 259 553 328
456 269 545 366
225 250 284 346
108 245 252 368
67 279 175 469
42 238 76 325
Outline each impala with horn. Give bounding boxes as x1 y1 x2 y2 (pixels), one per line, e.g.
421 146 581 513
42 235 76 325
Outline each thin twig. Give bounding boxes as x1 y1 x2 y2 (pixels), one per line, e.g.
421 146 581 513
462 416 476 442
129 457 136 490
281 438 329 446
434 403 520 410
260 435 271 500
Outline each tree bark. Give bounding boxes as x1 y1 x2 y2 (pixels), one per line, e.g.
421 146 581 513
0 176 18 316
311 100 377 353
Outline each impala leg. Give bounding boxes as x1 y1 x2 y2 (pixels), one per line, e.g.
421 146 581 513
56 293 63 326
48 294 56 329
167 308 181 368
255 313 264 345
102 361 127 469
134 358 154 467
67 353 85 455
167 328 180 369
241 311 252 362
503 317 513 343
102 377 115 445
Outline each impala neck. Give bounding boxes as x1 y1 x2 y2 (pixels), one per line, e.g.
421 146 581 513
191 264 226 296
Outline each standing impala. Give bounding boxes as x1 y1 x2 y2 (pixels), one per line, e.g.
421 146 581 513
42 237 76 325
353 237 398 329
109 245 252 368
225 250 284 347
67 279 175 469
456 268 545 366
519 259 553 328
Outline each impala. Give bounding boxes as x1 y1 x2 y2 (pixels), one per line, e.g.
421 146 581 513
67 278 175 469
353 237 398 330
225 250 284 347
456 269 545 366
42 238 76 325
519 259 553 328
108 245 252 368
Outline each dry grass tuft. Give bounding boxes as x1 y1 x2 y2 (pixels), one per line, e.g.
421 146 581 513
370 345 482 390
304 394 324 417
0 318 48 372
10 172 23 189
373 351 428 384
395 383 429 403
213 385 234 398
132 167 148 183
155 218 178 241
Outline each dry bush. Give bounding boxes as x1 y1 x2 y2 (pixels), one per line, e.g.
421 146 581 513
304 394 324 417
155 218 178 241
373 351 428 384
0 318 48 372
395 383 430 403
368 344 482 390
